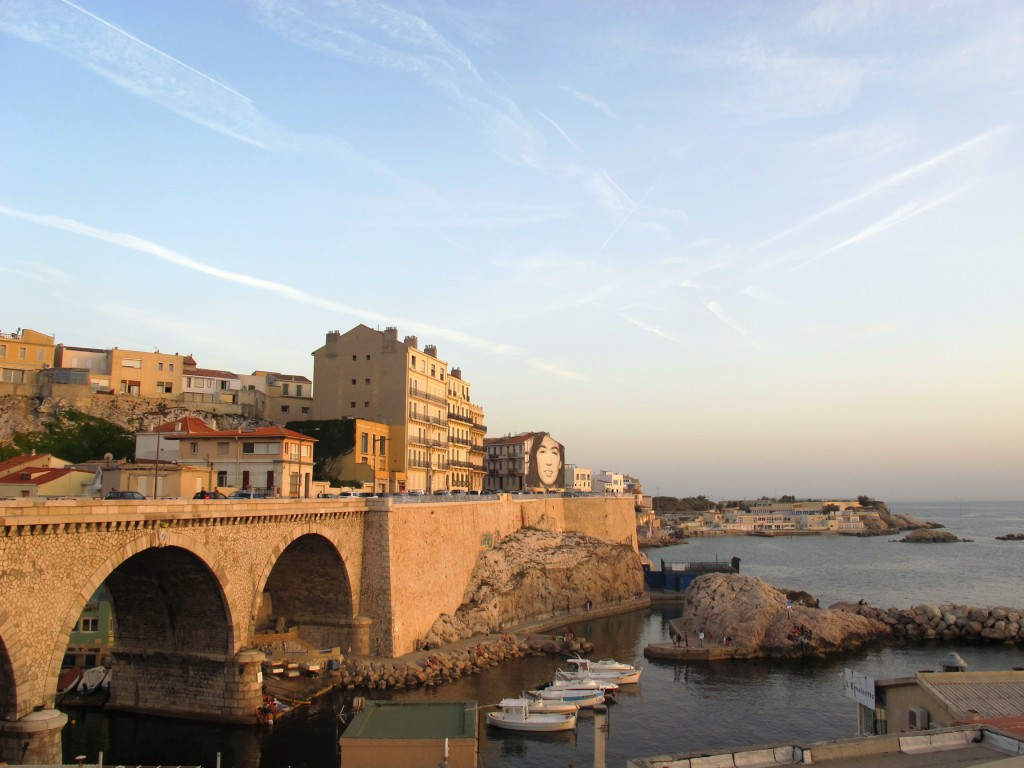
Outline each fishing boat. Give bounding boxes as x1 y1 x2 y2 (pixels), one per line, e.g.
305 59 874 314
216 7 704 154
77 666 107 694
560 658 642 685
486 698 577 732
526 687 608 708
546 676 619 692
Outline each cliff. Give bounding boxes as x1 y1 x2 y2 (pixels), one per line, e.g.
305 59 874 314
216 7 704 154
422 529 644 647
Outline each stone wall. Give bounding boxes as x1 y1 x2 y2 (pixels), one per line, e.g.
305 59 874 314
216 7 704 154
836 602 1024 643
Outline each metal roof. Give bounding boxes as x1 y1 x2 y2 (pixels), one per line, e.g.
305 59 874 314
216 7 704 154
918 671 1024 720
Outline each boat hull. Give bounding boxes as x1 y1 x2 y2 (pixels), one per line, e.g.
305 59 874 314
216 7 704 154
486 711 577 732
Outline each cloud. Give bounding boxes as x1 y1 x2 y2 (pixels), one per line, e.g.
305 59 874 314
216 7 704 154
0 0 275 147
756 126 1007 251
617 308 680 344
563 87 621 121
527 358 587 381
250 0 545 166
705 301 749 339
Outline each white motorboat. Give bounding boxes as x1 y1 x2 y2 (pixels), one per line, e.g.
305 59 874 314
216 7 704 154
526 687 607 707
569 655 638 684
486 698 577 732
299 660 321 674
77 666 107 694
557 664 642 685
547 676 619 692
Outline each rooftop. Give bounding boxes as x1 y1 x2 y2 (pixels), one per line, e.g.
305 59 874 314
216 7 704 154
341 701 477 741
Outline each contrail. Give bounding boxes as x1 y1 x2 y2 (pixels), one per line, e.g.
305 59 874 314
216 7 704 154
57 0 253 103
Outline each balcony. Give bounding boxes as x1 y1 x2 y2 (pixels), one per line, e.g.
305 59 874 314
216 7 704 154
428 415 448 428
408 409 430 424
470 422 487 433
409 385 447 407
448 411 472 425
449 436 472 447
469 444 485 453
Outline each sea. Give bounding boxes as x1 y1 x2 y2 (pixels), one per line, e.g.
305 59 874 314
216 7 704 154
59 500 1024 767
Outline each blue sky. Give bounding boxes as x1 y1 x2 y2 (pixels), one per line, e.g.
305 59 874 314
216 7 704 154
2 1 1022 502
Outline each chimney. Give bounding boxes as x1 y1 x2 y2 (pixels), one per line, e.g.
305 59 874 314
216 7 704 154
384 327 398 341
450 368 462 380
404 336 419 349
424 344 437 358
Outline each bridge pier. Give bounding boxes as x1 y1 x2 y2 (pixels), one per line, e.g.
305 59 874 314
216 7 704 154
0 708 67 765
294 616 373 656
107 649 265 724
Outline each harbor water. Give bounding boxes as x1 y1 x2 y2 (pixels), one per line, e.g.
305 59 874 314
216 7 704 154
60 501 1024 767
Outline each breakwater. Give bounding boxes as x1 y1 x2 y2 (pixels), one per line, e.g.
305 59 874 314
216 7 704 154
844 602 1024 643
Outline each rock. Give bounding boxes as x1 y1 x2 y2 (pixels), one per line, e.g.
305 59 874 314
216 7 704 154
996 533 1024 541
899 529 964 543
678 574 889 658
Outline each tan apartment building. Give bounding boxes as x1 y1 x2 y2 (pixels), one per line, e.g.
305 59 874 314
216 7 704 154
337 419 391 493
312 325 486 493
446 368 486 492
245 370 313 425
0 328 56 385
54 344 185 398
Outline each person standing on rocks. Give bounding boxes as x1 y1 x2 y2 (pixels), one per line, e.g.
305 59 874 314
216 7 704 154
698 629 705 647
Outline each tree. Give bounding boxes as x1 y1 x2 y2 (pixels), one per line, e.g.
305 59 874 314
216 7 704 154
10 408 135 463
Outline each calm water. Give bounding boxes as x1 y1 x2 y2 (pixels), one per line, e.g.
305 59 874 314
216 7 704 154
61 501 1024 767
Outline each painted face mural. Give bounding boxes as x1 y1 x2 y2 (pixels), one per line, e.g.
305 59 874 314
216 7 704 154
528 433 564 488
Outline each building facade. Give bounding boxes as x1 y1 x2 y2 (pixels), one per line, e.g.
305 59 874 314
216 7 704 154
564 464 592 492
484 431 565 493
0 328 55 384
311 325 486 493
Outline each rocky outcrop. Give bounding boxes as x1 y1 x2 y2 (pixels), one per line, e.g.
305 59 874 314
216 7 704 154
422 530 644 648
832 602 1024 643
899 529 965 543
673 574 889 658
996 533 1024 541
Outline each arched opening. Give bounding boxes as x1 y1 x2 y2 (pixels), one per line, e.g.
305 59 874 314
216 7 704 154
258 534 354 650
106 546 233 658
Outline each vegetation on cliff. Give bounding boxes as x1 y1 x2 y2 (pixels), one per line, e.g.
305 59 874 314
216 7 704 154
0 406 136 463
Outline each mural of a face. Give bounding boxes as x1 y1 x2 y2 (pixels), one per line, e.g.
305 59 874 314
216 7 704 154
529 433 564 488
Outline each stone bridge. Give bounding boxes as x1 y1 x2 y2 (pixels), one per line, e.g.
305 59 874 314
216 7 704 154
0 494 635 763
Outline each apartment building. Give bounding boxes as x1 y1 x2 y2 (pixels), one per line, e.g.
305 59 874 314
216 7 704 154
245 370 313 425
54 344 185 397
593 470 625 495
484 431 565 493
311 325 487 493
446 368 486 492
564 464 592 492
0 328 56 384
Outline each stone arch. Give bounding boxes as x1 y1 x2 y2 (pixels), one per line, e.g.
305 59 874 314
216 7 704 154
44 530 235 710
251 524 355 650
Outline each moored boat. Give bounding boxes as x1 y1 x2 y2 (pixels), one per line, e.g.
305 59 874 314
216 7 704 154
557 664 642 685
547 676 619 692
57 667 82 696
526 687 608 708
486 698 577 732
77 666 107 694
524 696 579 715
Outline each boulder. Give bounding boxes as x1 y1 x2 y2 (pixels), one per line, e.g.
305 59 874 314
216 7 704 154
900 529 963 543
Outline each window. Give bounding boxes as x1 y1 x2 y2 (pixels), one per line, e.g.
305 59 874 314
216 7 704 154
301 407 310 414
350 401 356 408
351 379 356 385
281 405 290 413
361 432 368 452
19 347 26 360
217 470 228 486
219 380 230 390
78 617 98 633
186 376 192 387
157 381 172 394
364 401 369 407
0 345 5 356
365 354 370 360
431 364 436 376
378 436 386 455
121 358 142 368
217 442 228 455
37 349 45 362
411 355 416 368
352 355 357 361
242 443 255 454
169 363 174 371
282 383 290 396
190 442 198 455
158 362 164 371
365 378 370 384
296 384 303 396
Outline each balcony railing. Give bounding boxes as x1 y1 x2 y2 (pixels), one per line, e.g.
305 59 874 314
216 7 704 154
449 436 472 447
409 385 447 407
409 409 430 423
448 411 472 424
470 422 487 433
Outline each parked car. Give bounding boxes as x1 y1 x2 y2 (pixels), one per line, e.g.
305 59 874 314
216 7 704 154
406 489 426 496
337 491 359 498
105 489 145 500
433 490 452 496
228 489 270 499
193 490 228 499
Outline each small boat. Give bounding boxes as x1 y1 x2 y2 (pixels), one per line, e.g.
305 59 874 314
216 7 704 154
100 668 112 691
486 698 577 732
526 688 607 708
566 655 640 675
299 660 321 675
557 665 642 685
57 667 82 696
546 676 619 692
525 697 579 715
77 666 107 694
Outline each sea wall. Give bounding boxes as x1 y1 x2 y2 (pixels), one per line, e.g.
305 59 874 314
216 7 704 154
836 602 1024 643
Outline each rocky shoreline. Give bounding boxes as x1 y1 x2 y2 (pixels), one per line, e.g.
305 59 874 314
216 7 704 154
647 573 1024 662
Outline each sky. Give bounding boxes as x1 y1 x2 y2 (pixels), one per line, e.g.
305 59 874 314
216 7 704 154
2 1 1022 503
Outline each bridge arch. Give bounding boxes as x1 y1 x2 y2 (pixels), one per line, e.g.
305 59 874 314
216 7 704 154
251 524 360 652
